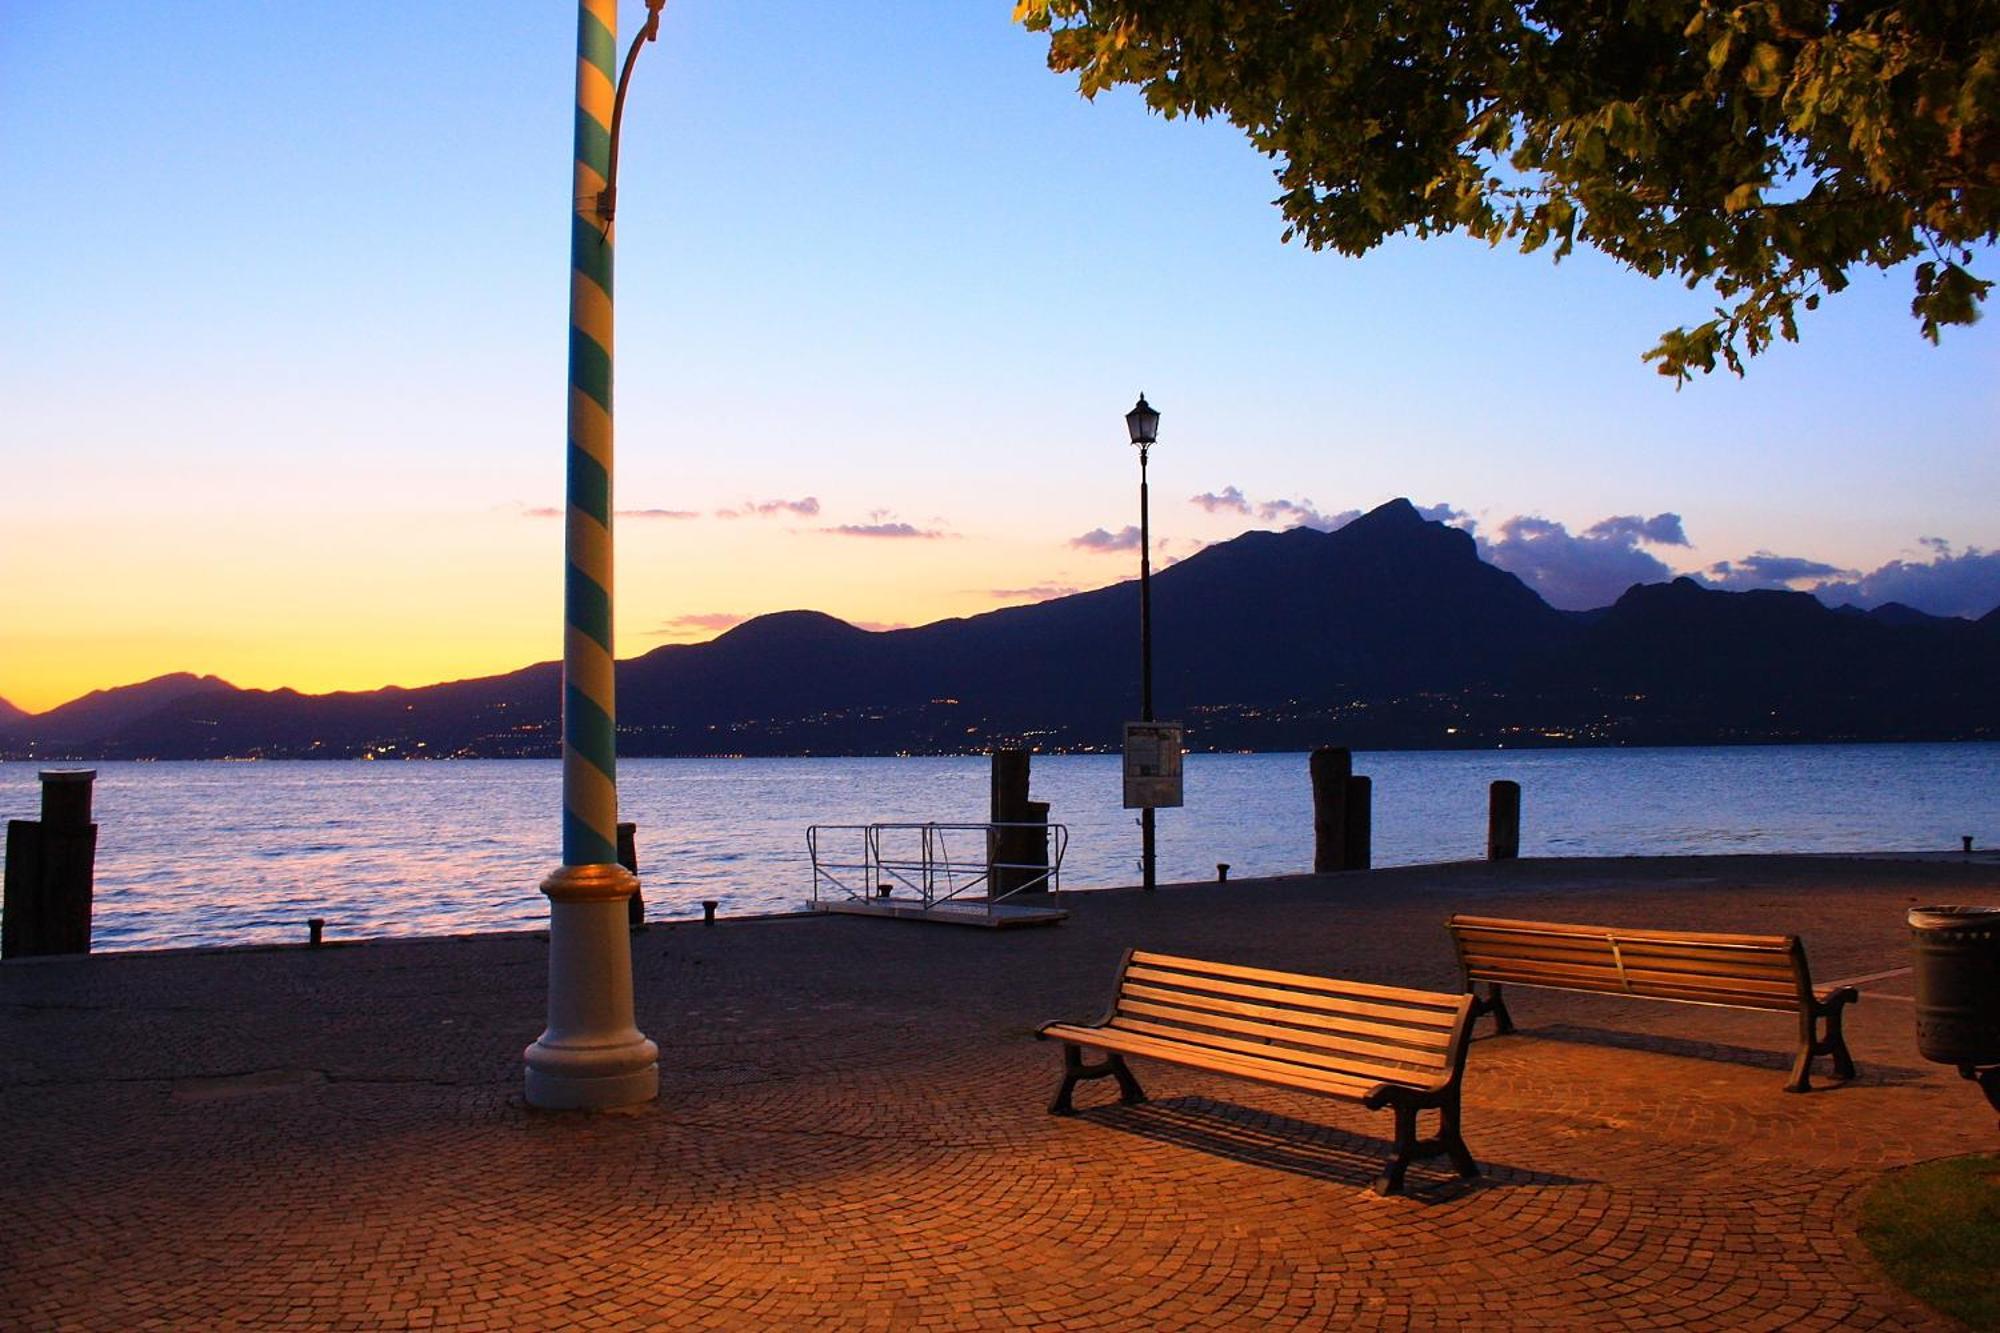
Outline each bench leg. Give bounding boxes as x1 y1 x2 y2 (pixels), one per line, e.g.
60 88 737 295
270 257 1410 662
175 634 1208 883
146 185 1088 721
1439 1095 1480 1180
1048 1043 1147 1115
1821 991 1857 1083
1469 982 1515 1036
1376 1099 1479 1195
1377 1103 1419 1196
1789 989 1860 1093
1108 1053 1148 1105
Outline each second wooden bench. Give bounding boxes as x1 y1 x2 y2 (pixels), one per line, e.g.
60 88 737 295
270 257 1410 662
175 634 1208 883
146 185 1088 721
1445 914 1859 1092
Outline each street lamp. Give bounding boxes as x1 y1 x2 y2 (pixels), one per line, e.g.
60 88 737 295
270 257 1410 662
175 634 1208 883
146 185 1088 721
1126 393 1159 891
524 0 667 1112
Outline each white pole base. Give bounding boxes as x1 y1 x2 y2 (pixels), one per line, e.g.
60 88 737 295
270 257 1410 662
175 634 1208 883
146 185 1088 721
525 869 659 1111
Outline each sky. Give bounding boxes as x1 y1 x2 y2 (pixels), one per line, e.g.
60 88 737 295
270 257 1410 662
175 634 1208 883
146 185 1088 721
3 2 1996 714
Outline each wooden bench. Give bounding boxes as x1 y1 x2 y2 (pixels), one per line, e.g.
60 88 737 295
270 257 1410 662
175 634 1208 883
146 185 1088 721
1445 914 1859 1092
1038 949 1480 1194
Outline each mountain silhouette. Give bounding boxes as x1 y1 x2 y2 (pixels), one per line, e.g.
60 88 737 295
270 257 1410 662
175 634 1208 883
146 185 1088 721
4 500 1994 758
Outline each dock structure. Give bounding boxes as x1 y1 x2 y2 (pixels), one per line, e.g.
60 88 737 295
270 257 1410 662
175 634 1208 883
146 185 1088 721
806 821 1070 928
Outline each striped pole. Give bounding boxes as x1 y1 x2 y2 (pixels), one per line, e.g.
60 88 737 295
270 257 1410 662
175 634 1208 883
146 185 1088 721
525 0 659 1111
562 0 621 868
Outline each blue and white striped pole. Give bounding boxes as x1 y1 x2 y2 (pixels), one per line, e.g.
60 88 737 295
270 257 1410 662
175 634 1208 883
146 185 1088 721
524 0 659 1111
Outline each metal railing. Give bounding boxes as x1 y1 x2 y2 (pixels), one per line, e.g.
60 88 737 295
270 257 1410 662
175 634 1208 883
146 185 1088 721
807 822 1068 912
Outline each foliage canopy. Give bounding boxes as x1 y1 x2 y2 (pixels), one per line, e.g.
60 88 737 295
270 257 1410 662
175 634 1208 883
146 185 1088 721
1015 0 1999 378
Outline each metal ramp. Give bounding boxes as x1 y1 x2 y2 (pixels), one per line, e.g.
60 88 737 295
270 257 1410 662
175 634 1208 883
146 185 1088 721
806 822 1069 928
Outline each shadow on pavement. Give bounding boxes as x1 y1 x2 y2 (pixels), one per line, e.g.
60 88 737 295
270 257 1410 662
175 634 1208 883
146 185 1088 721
1079 1095 1588 1200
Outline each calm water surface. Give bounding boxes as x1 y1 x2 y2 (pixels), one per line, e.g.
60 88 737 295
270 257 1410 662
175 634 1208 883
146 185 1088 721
1 744 1993 952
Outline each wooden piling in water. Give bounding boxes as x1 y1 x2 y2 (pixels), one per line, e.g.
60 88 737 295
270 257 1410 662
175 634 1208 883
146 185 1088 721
989 750 1049 897
1310 747 1351 873
616 821 646 928
1343 775 1372 871
2 770 98 959
1489 780 1521 861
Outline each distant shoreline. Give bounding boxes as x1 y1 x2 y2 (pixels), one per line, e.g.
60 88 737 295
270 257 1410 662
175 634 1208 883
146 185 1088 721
6 735 1999 764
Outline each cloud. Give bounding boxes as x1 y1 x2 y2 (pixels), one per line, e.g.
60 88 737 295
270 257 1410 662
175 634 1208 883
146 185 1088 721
829 521 943 539
1585 513 1689 547
520 504 699 520
1190 486 1252 515
646 611 748 636
1188 485 1361 533
1477 513 1685 610
1811 545 2000 618
1415 502 1473 531
1070 525 1143 552
1703 552 1853 589
1257 498 1359 532
716 497 821 519
989 584 1079 600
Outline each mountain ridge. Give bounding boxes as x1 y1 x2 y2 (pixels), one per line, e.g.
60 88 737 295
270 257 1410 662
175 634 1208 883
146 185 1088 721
4 500 1995 757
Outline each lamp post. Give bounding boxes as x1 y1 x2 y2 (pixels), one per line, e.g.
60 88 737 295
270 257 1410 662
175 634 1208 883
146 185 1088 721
523 0 666 1112
1126 393 1160 891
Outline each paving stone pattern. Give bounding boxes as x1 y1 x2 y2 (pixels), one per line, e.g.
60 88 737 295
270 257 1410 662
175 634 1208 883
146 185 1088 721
3 855 1997 1329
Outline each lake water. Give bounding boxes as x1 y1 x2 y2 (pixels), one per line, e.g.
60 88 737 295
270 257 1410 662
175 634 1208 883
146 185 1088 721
1 744 1994 953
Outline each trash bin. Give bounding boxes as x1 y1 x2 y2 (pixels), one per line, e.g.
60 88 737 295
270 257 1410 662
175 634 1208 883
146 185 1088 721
1908 905 2000 1075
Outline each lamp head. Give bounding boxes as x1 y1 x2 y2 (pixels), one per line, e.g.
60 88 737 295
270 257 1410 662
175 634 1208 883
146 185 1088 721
1125 394 1160 448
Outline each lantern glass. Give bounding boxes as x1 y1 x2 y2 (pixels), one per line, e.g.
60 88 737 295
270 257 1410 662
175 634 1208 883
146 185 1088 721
1125 394 1159 447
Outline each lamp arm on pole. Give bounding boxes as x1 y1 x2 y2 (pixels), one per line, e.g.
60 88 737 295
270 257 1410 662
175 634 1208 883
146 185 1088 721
598 0 668 225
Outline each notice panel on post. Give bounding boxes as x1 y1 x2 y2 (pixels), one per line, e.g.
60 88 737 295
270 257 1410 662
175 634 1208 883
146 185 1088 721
1123 722 1185 809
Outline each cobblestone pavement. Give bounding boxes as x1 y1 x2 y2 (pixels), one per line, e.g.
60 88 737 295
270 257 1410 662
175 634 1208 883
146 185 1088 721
4 855 1997 1329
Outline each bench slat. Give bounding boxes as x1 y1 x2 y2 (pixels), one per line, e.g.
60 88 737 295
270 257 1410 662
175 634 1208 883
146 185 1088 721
1130 951 1470 1009
1041 1023 1391 1101
1113 997 1453 1069
1462 965 1802 1011
1453 936 1798 976
1458 952 1803 999
1107 1015 1450 1089
1120 981 1458 1053
1449 915 1794 952
1124 965 1462 1030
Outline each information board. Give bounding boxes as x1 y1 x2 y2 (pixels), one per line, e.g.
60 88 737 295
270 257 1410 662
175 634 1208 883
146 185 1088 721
1122 721 1184 809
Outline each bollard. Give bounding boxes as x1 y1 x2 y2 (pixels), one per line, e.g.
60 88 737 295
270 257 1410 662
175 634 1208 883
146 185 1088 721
1309 747 1351 873
1489 780 1522 861
702 899 719 925
3 769 99 959
1343 775 1372 871
1965 836 1976 855
988 750 1050 898
616 821 647 929
1216 862 1230 883
307 918 325 949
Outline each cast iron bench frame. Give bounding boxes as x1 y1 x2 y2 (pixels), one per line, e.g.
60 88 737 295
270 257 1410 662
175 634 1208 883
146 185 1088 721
1446 913 1859 1092
1038 949 1480 1194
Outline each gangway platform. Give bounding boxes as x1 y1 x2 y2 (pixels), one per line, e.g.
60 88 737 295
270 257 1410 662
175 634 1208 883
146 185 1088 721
806 822 1069 928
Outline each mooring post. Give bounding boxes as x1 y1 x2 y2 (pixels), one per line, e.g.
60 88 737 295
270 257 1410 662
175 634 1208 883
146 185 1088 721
1489 780 1522 861
1310 747 1351 873
988 750 1049 898
1343 775 1372 871
1216 862 1230 883
1964 835 1975 855
2 769 98 959
616 821 646 929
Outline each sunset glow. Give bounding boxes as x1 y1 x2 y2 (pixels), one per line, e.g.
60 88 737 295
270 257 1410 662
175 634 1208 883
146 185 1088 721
3 2 1994 716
